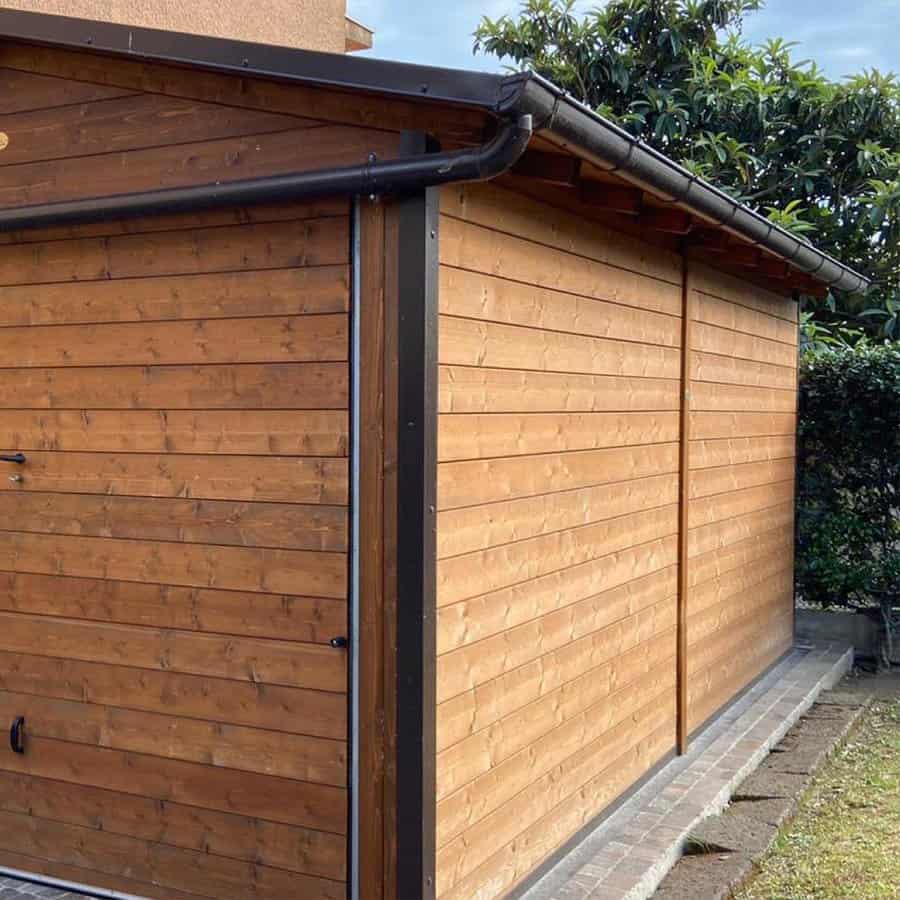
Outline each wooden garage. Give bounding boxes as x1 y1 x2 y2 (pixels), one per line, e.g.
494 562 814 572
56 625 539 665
0 8 867 900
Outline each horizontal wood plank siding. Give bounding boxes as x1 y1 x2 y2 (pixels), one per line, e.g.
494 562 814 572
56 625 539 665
0 50 412 212
0 48 488 145
0 48 461 894
435 183 679 899
685 262 797 733
0 39 807 900
0 197 351 899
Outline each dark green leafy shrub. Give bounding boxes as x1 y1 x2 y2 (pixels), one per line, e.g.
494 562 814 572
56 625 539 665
797 343 900 661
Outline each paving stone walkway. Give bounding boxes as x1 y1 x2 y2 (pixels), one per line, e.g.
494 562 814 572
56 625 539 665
653 683 868 899
514 643 853 900
0 876 80 898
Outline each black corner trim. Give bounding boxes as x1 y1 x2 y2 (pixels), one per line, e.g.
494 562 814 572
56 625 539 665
395 132 439 900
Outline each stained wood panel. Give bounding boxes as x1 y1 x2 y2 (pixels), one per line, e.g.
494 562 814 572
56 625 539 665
0 768 346 879
0 650 347 738
437 693 674 899
691 411 797 441
0 807 345 900
0 93 310 167
435 182 679 899
439 266 682 346
0 451 347 503
0 265 349 328
0 126 396 211
433 190 800 900
439 411 679 460
693 291 798 345
0 690 347 785
691 350 796 390
437 473 679 559
692 321 798 368
684 261 798 734
439 367 680 414
440 314 681 379
0 362 349 410
0 186 352 898
0 492 347 550
437 505 678 609
437 629 674 797
0 410 347 456
0 571 346 641
438 443 679 510
689 520 794 589
0 314 348 368
0 42 489 143
0 66 135 114
0 198 348 246
441 182 683 289
690 381 796 413
690 435 796 470
0 45 511 895
0 217 350 286
691 264 798 322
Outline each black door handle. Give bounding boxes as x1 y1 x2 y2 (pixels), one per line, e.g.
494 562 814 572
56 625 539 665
10 716 24 754
0 453 25 464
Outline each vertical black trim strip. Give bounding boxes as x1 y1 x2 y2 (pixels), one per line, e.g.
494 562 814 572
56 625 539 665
395 134 439 900
792 289 802 647
347 199 362 900
676 251 691 755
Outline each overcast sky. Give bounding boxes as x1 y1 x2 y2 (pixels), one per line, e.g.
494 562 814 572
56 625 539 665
347 0 900 81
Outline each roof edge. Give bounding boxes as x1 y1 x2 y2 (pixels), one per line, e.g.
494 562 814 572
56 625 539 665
512 74 869 294
0 6 510 108
0 8 871 292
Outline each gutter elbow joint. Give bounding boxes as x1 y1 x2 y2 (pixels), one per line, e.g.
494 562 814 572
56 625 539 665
475 113 533 181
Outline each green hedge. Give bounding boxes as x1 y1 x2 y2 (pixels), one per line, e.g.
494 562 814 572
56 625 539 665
797 343 900 618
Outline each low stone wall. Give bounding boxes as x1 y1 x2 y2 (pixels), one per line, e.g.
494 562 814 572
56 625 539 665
796 609 897 663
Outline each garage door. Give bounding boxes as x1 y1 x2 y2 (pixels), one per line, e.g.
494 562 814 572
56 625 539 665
0 201 351 899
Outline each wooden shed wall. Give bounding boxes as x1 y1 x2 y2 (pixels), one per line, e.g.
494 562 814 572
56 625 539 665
0 34 803 900
685 262 797 733
434 183 683 900
0 38 500 212
0 45 378 900
0 198 352 899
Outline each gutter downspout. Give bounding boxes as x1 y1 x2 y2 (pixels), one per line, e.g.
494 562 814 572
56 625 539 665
0 113 533 231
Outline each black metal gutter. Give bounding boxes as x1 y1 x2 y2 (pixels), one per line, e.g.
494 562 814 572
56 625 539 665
0 6 869 290
0 114 532 231
509 75 869 294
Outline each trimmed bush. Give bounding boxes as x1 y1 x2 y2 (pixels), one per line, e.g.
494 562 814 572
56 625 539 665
797 343 900 663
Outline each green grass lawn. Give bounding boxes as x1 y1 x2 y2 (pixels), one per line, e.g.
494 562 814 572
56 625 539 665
735 690 900 900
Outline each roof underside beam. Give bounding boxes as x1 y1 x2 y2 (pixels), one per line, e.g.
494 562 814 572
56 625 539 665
509 152 836 296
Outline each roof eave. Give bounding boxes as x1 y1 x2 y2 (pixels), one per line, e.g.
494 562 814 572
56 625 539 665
510 74 870 295
0 6 511 108
0 8 871 293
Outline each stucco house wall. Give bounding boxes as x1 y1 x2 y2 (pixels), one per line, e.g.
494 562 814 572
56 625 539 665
0 0 370 52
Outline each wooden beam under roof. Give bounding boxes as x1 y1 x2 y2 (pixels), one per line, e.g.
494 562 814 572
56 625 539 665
511 149 581 186
579 181 643 215
759 258 792 280
641 206 694 234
